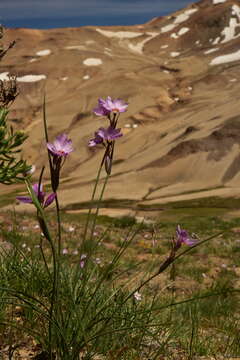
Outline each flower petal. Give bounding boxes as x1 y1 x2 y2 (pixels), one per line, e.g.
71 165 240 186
16 196 33 204
44 193 56 207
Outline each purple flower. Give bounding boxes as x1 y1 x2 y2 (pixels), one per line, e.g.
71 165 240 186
88 126 123 147
175 225 197 248
93 96 128 116
16 183 56 208
47 134 73 192
47 134 73 157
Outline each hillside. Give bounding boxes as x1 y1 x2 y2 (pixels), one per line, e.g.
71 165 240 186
1 0 240 215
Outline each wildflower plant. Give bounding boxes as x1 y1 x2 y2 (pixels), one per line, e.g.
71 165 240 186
1 92 235 360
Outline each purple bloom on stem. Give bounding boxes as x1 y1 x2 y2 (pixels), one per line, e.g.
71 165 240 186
176 225 197 248
16 183 56 208
47 133 73 192
47 134 73 157
88 126 122 147
93 96 128 116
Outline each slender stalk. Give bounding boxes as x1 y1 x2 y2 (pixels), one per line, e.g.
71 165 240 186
40 235 50 278
88 140 115 242
54 193 62 256
188 306 195 360
82 161 104 242
48 237 58 360
89 171 110 241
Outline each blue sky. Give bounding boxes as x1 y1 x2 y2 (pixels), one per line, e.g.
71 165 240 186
0 0 196 28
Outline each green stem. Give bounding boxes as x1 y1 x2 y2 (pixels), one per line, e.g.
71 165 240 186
89 172 110 241
55 193 61 256
88 141 115 242
82 161 104 242
40 235 50 278
48 237 58 360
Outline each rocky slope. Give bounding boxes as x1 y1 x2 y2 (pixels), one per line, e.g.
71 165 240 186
1 0 240 215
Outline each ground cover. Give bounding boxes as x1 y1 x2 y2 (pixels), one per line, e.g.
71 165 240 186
0 208 240 359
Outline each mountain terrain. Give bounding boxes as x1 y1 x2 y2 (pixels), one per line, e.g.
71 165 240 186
1 0 240 217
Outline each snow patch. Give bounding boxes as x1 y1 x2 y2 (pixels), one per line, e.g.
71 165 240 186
36 49 51 56
65 45 87 50
212 37 220 45
178 27 189 36
161 24 176 33
17 74 46 82
170 52 180 57
83 58 102 66
220 5 240 43
210 50 240 65
0 72 46 82
171 27 189 39
0 72 10 81
29 58 37 63
96 28 142 39
161 45 169 49
204 48 219 54
83 74 90 80
128 32 158 54
60 77 68 81
161 8 197 33
171 33 178 39
174 9 197 24
213 0 226 4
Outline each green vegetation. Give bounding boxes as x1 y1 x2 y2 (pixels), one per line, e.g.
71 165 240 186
0 26 30 185
0 210 240 359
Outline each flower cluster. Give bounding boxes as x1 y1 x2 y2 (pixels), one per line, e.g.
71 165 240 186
89 96 128 174
16 183 55 208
